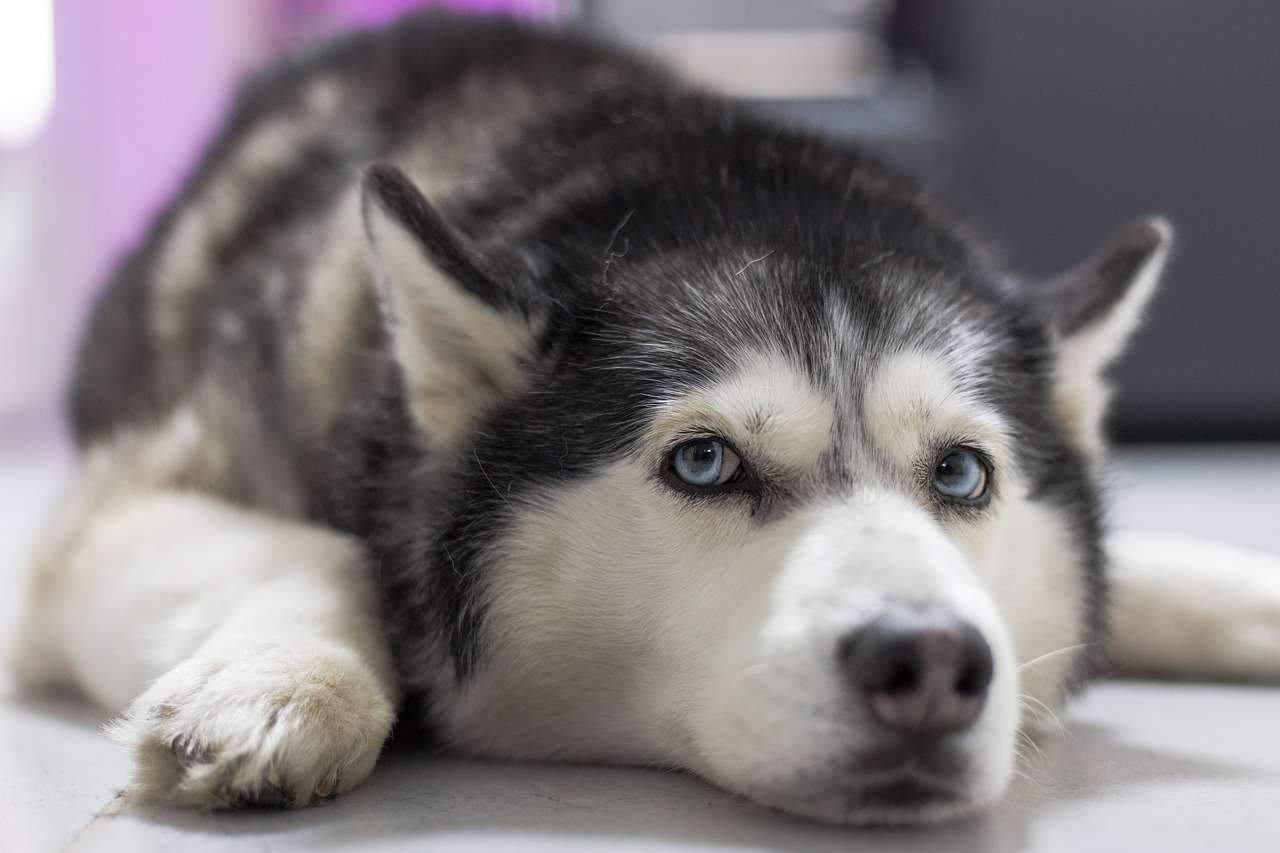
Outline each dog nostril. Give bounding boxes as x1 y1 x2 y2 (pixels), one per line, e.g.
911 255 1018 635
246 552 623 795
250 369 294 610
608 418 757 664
881 659 921 693
840 608 994 739
952 623 995 698
954 665 982 696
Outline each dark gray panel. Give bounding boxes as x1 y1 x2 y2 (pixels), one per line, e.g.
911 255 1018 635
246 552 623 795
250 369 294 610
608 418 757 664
950 1 1280 440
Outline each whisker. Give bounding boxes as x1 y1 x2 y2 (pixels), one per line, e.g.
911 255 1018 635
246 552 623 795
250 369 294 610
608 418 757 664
1007 749 1044 791
1018 643 1093 672
1015 731 1047 768
1013 730 1063 792
1020 694 1068 741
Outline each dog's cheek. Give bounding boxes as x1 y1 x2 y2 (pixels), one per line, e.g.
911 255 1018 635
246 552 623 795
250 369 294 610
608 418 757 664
440 462 723 760
979 486 1093 713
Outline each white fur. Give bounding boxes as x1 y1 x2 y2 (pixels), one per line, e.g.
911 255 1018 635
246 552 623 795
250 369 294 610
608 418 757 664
862 349 1012 472
439 459 678 766
981 497 1089 715
1107 531 1280 680
691 493 1019 823
10 414 397 808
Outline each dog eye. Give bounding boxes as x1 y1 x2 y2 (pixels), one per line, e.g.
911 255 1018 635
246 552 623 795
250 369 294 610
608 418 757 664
932 447 990 502
669 438 742 489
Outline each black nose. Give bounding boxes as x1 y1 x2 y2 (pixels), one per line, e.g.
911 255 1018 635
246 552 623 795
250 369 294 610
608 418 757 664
839 608 994 738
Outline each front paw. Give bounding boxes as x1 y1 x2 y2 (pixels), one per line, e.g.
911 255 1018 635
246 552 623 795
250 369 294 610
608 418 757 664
108 643 395 808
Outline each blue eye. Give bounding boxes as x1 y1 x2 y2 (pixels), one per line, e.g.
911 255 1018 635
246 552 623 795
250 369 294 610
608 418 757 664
933 448 990 502
670 438 742 489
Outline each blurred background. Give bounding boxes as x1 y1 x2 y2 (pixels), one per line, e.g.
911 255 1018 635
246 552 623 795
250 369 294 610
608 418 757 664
1 0 1277 443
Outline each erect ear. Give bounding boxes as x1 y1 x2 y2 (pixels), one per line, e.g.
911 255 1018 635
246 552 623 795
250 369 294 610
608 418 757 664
1044 216 1173 456
361 163 541 443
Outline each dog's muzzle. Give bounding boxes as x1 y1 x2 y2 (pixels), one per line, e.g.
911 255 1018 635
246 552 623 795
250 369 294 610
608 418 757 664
691 495 1019 824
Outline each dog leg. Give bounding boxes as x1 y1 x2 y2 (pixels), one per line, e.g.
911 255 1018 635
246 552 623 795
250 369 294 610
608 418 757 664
10 485 397 808
1106 531 1280 680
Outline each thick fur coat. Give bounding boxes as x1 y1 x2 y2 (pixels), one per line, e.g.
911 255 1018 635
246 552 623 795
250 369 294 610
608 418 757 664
10 12 1280 825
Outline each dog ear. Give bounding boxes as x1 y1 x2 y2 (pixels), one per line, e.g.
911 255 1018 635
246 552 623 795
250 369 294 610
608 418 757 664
1044 216 1173 456
361 163 540 444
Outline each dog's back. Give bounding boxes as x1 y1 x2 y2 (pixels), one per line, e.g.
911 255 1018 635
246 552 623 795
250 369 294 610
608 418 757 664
69 13 672 481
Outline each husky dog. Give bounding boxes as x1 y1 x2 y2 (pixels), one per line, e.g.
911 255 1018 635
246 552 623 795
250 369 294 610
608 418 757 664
9 12 1280 825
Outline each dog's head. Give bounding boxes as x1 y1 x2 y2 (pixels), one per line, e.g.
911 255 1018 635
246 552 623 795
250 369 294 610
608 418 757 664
360 133 1170 823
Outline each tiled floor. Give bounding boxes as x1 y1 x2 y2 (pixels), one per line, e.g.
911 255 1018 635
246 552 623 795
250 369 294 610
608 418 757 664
2 441 1279 852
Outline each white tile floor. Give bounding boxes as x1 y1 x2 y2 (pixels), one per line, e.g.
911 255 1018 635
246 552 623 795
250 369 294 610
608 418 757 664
2 441 1279 852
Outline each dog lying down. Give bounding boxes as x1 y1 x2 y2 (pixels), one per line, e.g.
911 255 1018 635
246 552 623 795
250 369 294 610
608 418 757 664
10 12 1280 826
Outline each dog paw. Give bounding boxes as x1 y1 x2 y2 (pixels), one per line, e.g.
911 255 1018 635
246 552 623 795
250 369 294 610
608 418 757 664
108 643 395 808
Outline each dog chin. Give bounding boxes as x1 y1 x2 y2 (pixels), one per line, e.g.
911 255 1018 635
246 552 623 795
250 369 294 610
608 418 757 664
746 776 1001 827
720 762 1010 827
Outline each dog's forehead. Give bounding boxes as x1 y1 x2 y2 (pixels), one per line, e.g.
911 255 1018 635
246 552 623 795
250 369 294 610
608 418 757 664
607 252 1017 397
614 256 1021 466
649 343 1012 470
